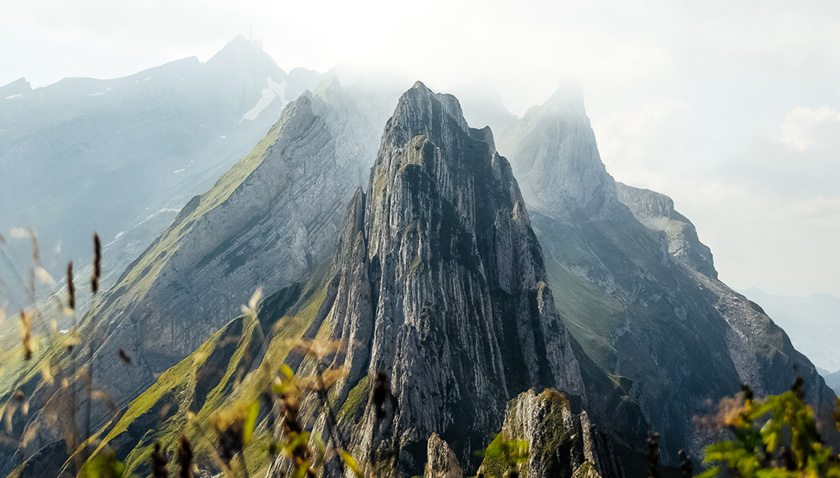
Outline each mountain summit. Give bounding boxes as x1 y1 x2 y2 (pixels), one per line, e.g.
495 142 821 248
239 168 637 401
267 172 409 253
308 82 586 473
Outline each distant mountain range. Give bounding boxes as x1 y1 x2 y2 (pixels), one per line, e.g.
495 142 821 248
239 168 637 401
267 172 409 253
0 39 837 478
0 36 325 312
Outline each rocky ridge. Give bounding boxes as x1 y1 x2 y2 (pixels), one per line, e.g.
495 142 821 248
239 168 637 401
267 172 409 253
308 82 586 475
499 85 840 462
478 389 624 478
0 78 390 475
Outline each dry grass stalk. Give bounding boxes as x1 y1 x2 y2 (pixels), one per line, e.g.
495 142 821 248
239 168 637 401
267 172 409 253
91 233 101 294
178 434 194 478
19 309 32 360
66 261 75 311
151 442 169 478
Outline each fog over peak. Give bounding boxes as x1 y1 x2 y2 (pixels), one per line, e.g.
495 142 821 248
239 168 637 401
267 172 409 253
2 0 839 299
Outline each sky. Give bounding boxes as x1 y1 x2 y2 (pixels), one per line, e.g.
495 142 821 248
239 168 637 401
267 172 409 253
1 0 839 298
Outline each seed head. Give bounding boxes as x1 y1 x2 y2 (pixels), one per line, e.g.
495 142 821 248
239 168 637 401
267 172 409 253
678 450 693 478
646 432 660 478
151 442 168 478
19 310 32 361
91 233 101 294
177 435 193 478
66 262 75 311
741 383 754 402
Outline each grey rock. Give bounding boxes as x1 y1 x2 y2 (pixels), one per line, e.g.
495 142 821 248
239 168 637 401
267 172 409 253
615 183 717 279
424 433 463 478
300 82 584 476
477 389 622 478
499 84 840 462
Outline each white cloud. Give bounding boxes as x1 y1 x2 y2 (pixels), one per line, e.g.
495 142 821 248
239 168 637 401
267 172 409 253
777 106 840 151
1 0 839 298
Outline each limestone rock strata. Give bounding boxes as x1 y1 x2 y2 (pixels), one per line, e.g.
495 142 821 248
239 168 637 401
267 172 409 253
478 389 624 478
308 83 585 476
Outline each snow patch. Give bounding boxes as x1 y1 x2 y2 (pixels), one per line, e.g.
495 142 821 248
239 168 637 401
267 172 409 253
220 135 227 139
4 94 23 100
89 88 112 96
241 77 287 121
115 231 125 240
136 208 182 226
173 168 186 174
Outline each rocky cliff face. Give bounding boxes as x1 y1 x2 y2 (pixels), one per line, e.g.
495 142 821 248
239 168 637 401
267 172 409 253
86 79 387 405
478 389 624 478
0 78 391 474
301 82 585 476
615 183 717 279
499 86 839 463
499 84 618 220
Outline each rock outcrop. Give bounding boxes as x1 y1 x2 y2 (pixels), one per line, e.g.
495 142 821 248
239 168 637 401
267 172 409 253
424 433 463 478
615 183 716 279
478 389 623 478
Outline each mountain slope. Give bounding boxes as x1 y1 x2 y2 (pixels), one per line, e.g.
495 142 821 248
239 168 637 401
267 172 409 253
86 79 385 406
0 78 392 474
739 288 840 373
258 82 655 477
6 83 651 478
0 36 325 312
498 86 839 462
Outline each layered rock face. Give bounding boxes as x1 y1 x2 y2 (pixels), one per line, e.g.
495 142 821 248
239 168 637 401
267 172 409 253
615 183 716 279
313 82 585 475
0 79 390 473
478 389 624 478
85 80 386 407
499 87 839 462
499 84 618 220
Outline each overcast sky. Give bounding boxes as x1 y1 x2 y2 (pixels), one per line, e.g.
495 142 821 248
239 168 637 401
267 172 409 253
2 0 839 298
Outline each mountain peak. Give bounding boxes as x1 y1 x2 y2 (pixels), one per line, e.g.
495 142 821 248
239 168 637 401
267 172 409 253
0 77 31 98
206 36 285 78
541 79 586 116
388 82 472 146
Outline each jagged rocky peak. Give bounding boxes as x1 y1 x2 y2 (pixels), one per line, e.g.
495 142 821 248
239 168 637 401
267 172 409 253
615 182 717 278
424 434 464 478
478 389 624 478
22 88 374 447
313 82 583 475
499 81 618 218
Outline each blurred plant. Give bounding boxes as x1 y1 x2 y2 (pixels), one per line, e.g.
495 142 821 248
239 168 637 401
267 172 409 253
696 379 840 478
478 435 530 478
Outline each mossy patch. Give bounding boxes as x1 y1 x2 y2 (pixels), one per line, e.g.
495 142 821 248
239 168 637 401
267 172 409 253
337 375 372 425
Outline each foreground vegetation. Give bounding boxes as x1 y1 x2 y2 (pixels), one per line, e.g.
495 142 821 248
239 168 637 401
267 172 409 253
2 232 840 478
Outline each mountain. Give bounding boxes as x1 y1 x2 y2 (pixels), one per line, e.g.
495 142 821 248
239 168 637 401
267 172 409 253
498 85 839 462
739 288 840 373
4 75 837 477
0 78 393 476
824 371 840 395
448 83 519 135
303 82 586 474
0 36 325 312
3 83 653 478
